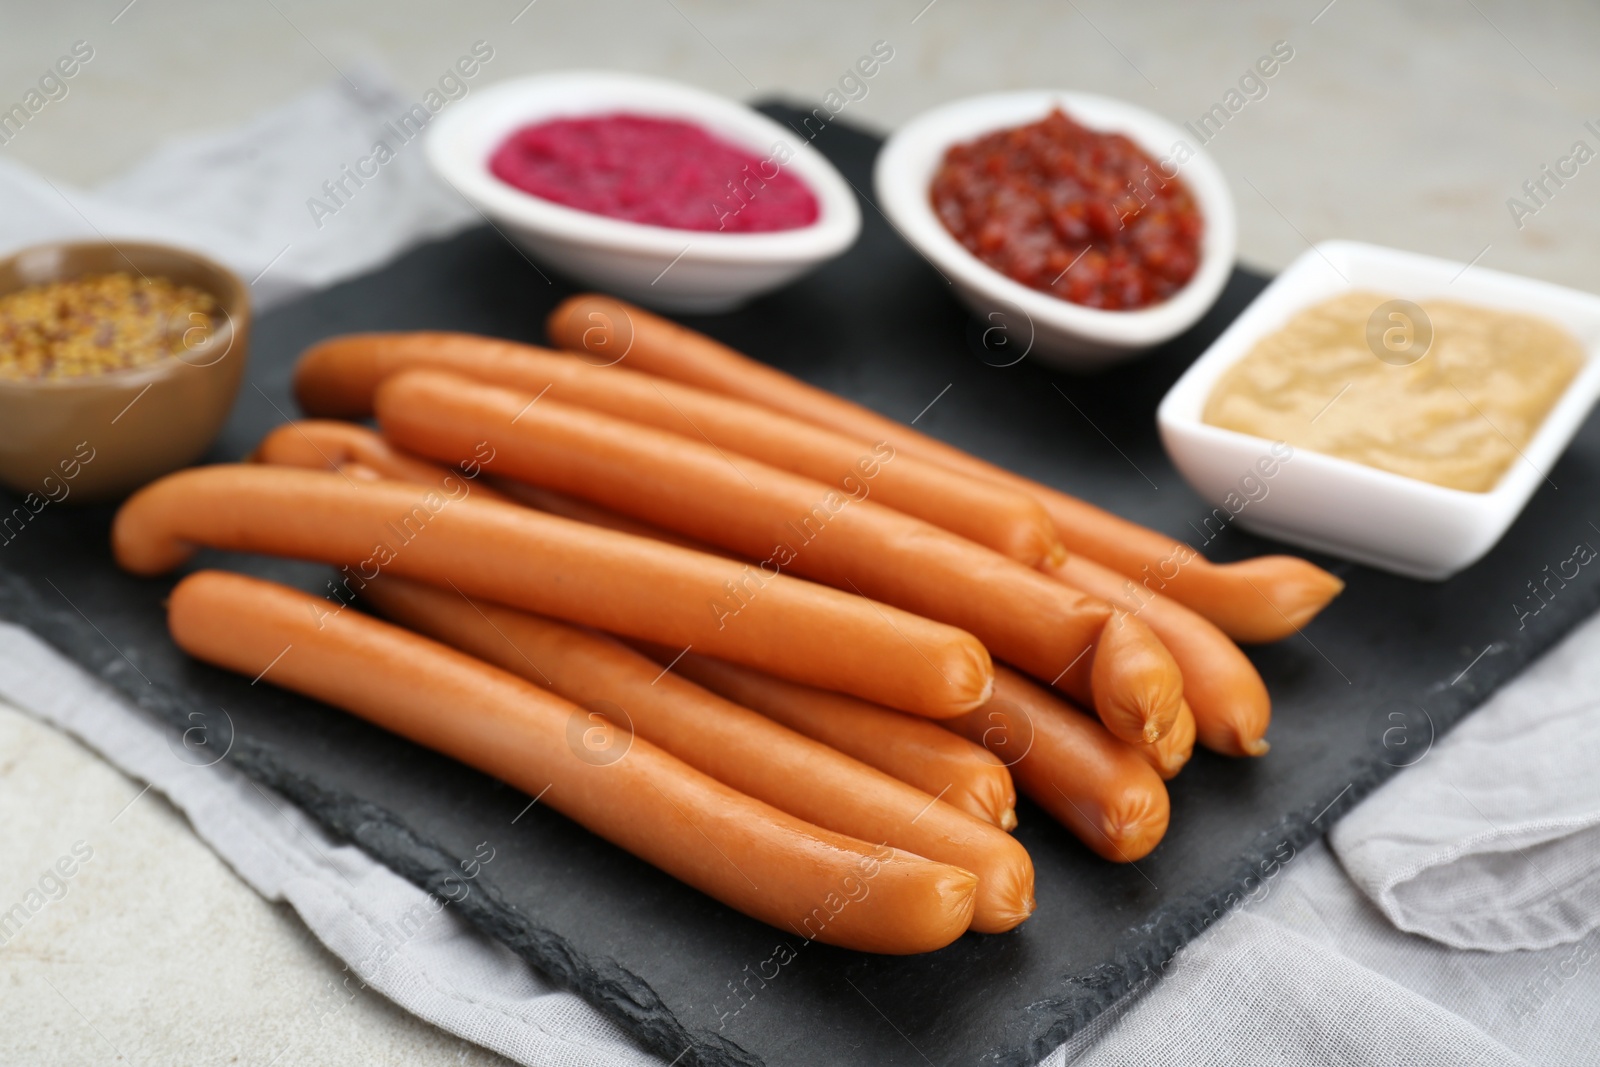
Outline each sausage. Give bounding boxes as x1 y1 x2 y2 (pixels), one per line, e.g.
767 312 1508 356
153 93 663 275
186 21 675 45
642 646 1019 831
253 419 515 504
434 483 1023 829
490 478 727 556
293 333 1061 565
545 294 1344 643
375 369 1183 742
943 666 1170 862
1044 608 1184 745
1044 551 1270 756
1088 611 1184 745
243 443 1026 831
1132 698 1197 780
363 577 1034 932
412 476 1022 828
112 465 995 718
252 420 732 559
167 570 977 953
505 483 1196 758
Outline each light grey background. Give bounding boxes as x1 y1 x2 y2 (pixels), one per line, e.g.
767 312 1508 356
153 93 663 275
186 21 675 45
2 2 1596 1063
3 0 1598 288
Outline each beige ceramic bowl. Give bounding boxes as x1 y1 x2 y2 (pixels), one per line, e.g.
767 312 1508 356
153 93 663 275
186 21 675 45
0 241 250 502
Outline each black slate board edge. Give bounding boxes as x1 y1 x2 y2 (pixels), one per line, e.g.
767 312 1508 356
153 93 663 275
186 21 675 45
1004 764 1397 1064
0 568 760 1067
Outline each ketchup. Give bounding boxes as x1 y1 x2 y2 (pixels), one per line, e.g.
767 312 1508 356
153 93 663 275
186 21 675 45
930 109 1203 310
489 113 819 233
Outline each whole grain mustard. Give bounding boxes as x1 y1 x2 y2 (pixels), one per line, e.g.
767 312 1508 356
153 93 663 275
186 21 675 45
0 272 216 382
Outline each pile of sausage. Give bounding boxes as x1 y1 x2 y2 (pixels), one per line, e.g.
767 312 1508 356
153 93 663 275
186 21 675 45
112 294 1344 955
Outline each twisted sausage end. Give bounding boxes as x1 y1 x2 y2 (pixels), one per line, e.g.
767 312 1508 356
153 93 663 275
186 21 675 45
1216 555 1346 643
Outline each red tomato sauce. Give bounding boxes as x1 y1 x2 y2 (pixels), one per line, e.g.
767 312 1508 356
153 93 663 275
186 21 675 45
489 113 819 233
930 109 1204 310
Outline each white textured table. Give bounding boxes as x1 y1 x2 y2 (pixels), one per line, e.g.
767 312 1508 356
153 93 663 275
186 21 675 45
2 2 1597 1062
0 701 512 1066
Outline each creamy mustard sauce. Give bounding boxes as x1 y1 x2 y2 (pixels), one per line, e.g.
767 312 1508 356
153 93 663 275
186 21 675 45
1203 291 1585 492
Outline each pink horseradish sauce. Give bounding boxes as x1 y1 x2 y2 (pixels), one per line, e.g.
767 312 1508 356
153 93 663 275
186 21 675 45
488 113 819 233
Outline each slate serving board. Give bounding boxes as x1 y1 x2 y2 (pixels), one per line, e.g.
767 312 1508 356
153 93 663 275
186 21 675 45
4 105 1600 1067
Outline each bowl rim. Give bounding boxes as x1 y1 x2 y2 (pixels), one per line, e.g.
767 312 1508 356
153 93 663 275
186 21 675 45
1156 238 1600 505
0 239 250 393
872 88 1238 350
424 70 862 265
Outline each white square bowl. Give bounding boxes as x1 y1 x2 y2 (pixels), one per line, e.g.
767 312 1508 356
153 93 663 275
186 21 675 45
1156 240 1600 580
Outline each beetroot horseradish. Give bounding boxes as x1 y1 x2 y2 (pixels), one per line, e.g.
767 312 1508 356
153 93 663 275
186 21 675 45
489 113 819 233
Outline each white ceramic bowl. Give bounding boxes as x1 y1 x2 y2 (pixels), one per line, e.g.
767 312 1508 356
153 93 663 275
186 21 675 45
426 71 862 313
1158 240 1600 580
873 90 1237 370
